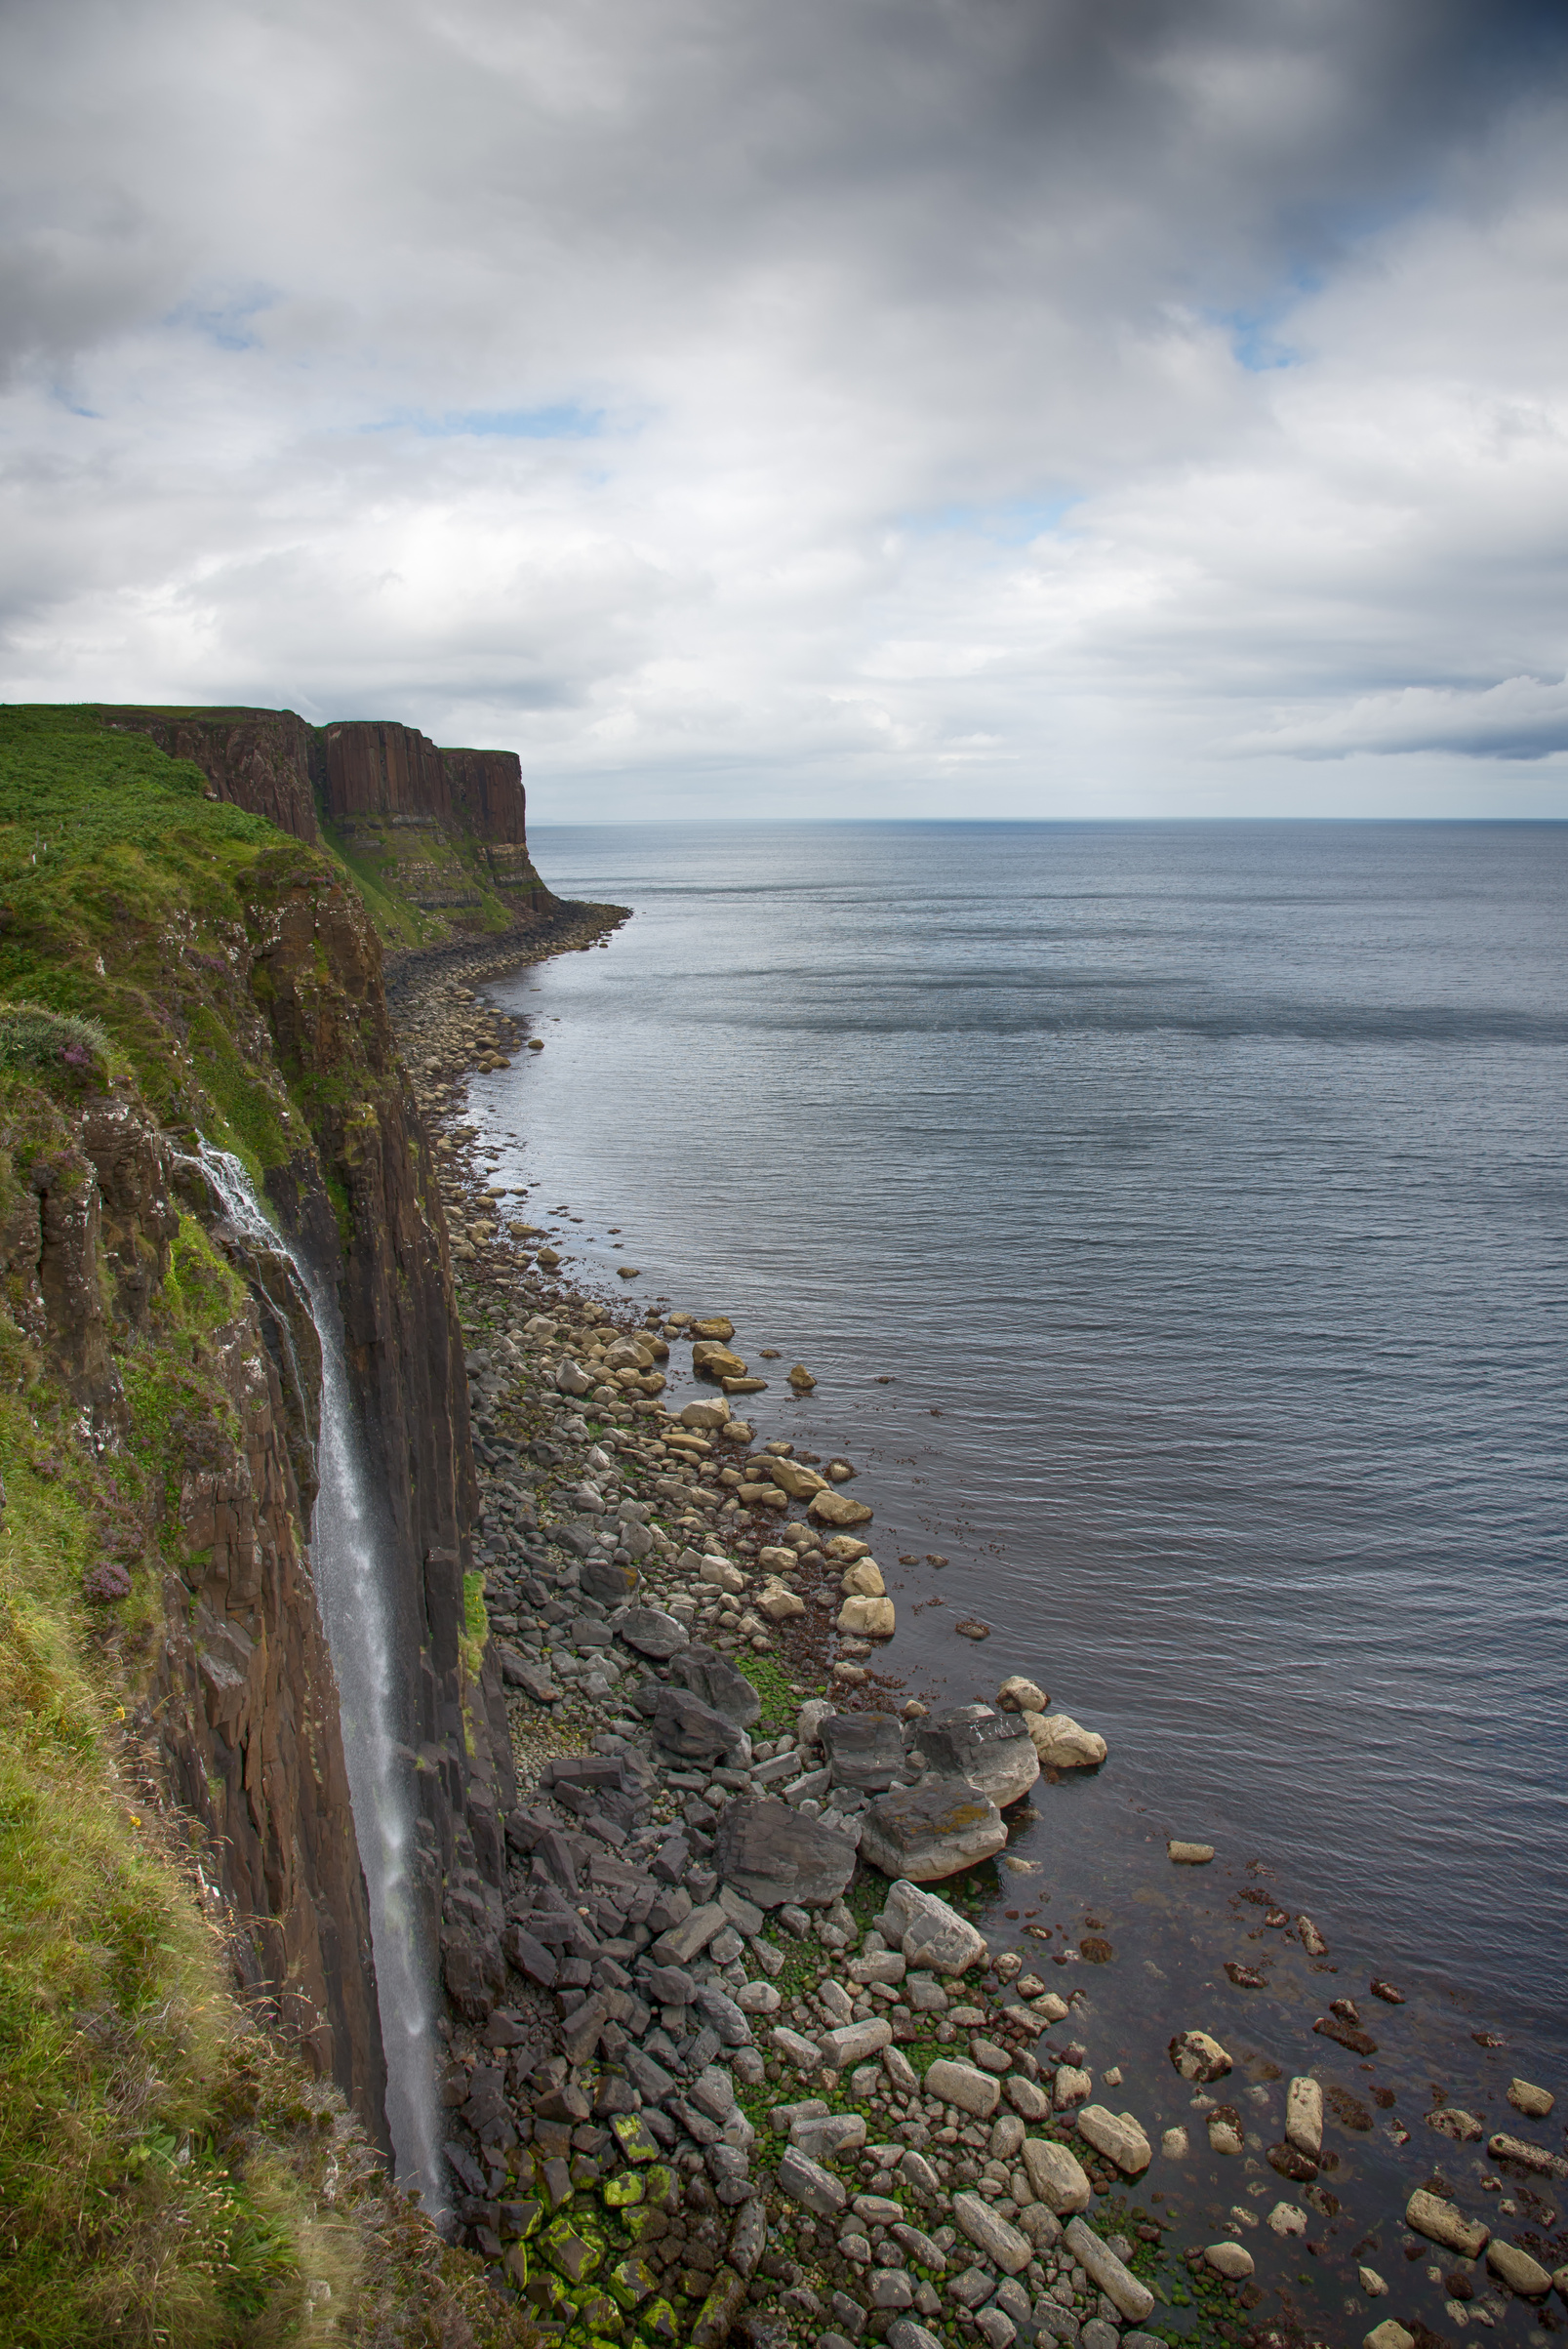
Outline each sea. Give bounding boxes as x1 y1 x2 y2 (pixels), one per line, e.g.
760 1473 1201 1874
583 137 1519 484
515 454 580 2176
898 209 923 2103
462 820 1567 2324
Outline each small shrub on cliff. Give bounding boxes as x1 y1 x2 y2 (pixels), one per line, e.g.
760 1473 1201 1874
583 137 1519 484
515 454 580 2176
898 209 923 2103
0 998 115 1079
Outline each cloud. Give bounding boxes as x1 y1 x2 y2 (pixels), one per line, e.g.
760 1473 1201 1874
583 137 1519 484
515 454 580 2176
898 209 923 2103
1235 675 1568 760
0 0 1566 814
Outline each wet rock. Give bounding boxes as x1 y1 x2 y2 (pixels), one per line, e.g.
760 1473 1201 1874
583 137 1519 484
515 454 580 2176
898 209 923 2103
712 1798 858 1909
809 1489 875 1528
996 1676 1047 1713
860 1776 1007 1883
1207 2106 1245 2157
1267 2142 1318 2182
880 1880 989 1973
1168 2030 1231 2084
837 1595 896 1637
1486 2241 1552 2296
1055 2066 1092 2110
1166 1841 1214 1864
1021 2137 1092 2213
952 2193 1033 2276
669 1642 763 1728
1369 1977 1405 2004
1205 2243 1254 2279
757 1577 805 1621
619 1606 691 1660
821 1712 907 1792
1363 2326 1415 2349
909 1706 1040 1807
1063 2217 1155 2324
1406 2189 1489 2256
1024 1715 1106 1770
926 2058 1002 2118
1314 2013 1378 2055
1076 2106 1151 2175
1486 2130 1568 2177
1508 2079 1555 2119
1297 1915 1329 1956
1003 2075 1051 2123
840 1558 886 1597
1427 2107 1484 2143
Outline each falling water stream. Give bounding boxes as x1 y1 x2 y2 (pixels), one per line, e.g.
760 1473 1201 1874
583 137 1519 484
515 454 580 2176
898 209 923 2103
200 1146 442 2207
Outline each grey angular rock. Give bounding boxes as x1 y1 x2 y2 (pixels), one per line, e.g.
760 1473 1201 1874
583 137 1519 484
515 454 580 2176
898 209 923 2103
891 2220 946 2271
617 1605 689 1659
909 1706 1040 1808
670 1640 763 1728
925 2059 1001 2119
860 1775 1007 1883
711 1797 858 1909
651 1684 747 1763
820 1712 907 1792
583 1556 640 1604
887 2325 945 2349
819 2016 893 2070
693 1980 754 2047
790 2111 867 2161
777 2145 849 2216
1021 2137 1091 2213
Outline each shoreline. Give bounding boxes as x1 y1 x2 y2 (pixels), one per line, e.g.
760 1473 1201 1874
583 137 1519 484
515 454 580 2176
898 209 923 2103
387 924 1568 2349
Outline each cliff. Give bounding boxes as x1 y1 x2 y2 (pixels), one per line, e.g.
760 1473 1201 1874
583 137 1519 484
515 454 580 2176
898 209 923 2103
0 706 541 2339
99 705 554 950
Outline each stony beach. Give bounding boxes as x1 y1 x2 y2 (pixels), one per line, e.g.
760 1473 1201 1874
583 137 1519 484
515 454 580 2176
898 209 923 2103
387 917 1568 2349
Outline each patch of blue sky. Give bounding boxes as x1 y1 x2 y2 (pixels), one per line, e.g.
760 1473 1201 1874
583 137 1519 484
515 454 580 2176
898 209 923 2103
899 492 1080 545
164 287 277 351
378 402 605 440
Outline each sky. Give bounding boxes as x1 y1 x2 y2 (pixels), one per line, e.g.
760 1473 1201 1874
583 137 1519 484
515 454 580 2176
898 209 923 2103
2 0 1567 820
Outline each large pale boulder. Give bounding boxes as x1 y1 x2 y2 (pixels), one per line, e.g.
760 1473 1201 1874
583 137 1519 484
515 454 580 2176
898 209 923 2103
1021 2137 1092 2213
996 1677 1048 1713
756 1578 805 1622
1406 2190 1488 2257
1286 2077 1323 2158
1062 2218 1154 2324
837 1595 896 1638
860 1777 1007 1883
910 1705 1039 1807
924 2060 1001 2119
693 1342 748 1381
1169 2030 1232 2085
1076 2106 1151 2176
767 1458 828 1498
841 1559 886 1597
879 1880 989 1973
951 2195 1032 2276
810 1488 875 1528
1025 1714 1107 1769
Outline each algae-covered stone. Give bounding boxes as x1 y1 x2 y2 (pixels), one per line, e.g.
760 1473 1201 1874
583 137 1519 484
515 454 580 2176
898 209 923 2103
612 2111 663 2164
639 2301 682 2348
544 2215 605 2283
608 2255 662 2307
604 2170 646 2208
691 2265 748 2348
640 2162 679 2208
579 2288 626 2335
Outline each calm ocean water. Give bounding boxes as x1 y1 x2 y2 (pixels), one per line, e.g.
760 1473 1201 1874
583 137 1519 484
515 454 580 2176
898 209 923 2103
473 821 1567 2063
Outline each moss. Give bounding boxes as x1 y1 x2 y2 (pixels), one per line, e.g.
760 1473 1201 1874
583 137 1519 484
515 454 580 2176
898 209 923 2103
734 1650 799 1735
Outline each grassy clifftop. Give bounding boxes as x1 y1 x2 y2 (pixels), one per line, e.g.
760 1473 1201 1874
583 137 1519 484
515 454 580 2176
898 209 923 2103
0 708 533 2346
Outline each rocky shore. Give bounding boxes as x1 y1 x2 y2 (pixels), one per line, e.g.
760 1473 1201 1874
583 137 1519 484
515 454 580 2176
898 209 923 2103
388 931 1568 2349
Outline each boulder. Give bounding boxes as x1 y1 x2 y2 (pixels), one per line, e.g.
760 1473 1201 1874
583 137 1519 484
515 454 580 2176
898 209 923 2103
925 2060 1001 2119
777 2147 847 2217
1364 2328 1416 2349
756 1578 805 1622
699 1556 748 1594
680 1397 731 1430
819 2018 894 2070
1025 1714 1107 1769
840 1559 886 1597
1207 2106 1245 2157
1076 2107 1151 2176
1486 2242 1552 2296
669 1642 763 1728
1285 2077 1323 2158
1486 2131 1568 2177
837 1595 896 1638
1169 2030 1231 2084
1405 2190 1488 2257
1205 2244 1254 2280
767 1458 828 1498
951 2195 1032 2277
1508 2079 1554 2119
650 1685 747 1764
693 1343 748 1381
1021 2137 1092 2213
879 1880 990 1973
996 1677 1047 1713
1062 2219 1154 2324
860 1776 1007 1883
810 1489 875 1528
821 1711 907 1791
712 1797 858 1909
582 1556 640 1603
824 1535 872 1561
909 1705 1040 1807
618 1606 691 1660
691 1316 736 1340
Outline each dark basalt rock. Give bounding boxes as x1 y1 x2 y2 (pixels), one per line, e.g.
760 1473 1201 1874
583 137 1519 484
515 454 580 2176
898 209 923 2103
711 1797 858 1909
909 1704 1039 1807
820 1709 906 1791
668 1641 762 1728
650 1685 748 1763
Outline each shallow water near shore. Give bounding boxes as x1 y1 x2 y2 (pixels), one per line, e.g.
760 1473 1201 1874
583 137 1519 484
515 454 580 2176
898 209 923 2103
462 819 1567 2333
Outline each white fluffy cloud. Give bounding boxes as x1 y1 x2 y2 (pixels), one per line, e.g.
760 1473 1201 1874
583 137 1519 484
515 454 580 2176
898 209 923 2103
1 0 1565 814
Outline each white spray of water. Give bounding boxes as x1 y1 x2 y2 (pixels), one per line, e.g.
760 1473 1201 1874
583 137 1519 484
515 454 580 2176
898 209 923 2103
199 1146 442 2207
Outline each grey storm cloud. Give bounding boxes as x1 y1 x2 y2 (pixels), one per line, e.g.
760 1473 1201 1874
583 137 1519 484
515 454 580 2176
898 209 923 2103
2 0 1566 815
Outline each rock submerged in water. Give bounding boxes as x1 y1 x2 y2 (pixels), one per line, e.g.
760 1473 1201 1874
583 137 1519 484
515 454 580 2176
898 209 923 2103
859 1775 1007 1883
1169 2029 1232 2084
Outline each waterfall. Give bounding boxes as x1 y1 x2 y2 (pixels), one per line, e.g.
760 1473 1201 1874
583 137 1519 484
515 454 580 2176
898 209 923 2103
198 1146 442 2209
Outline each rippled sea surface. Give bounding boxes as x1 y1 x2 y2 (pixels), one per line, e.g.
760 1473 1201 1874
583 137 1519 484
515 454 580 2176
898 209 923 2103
476 821 1567 2057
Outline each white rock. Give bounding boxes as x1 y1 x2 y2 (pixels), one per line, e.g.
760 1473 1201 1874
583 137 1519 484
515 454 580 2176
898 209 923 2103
1160 2126 1189 2160
1020 2138 1092 2214
925 2059 1002 2119
1205 2244 1254 2280
1358 2267 1388 2297
1286 2076 1323 2158
1406 2190 1488 2257
1024 1714 1107 1769
1267 2204 1308 2239
1055 2065 1092 2110
880 1881 989 1974
996 1677 1047 1713
837 1595 895 1637
1062 2217 1155 2324
1508 2079 1555 2120
1075 2106 1151 2176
